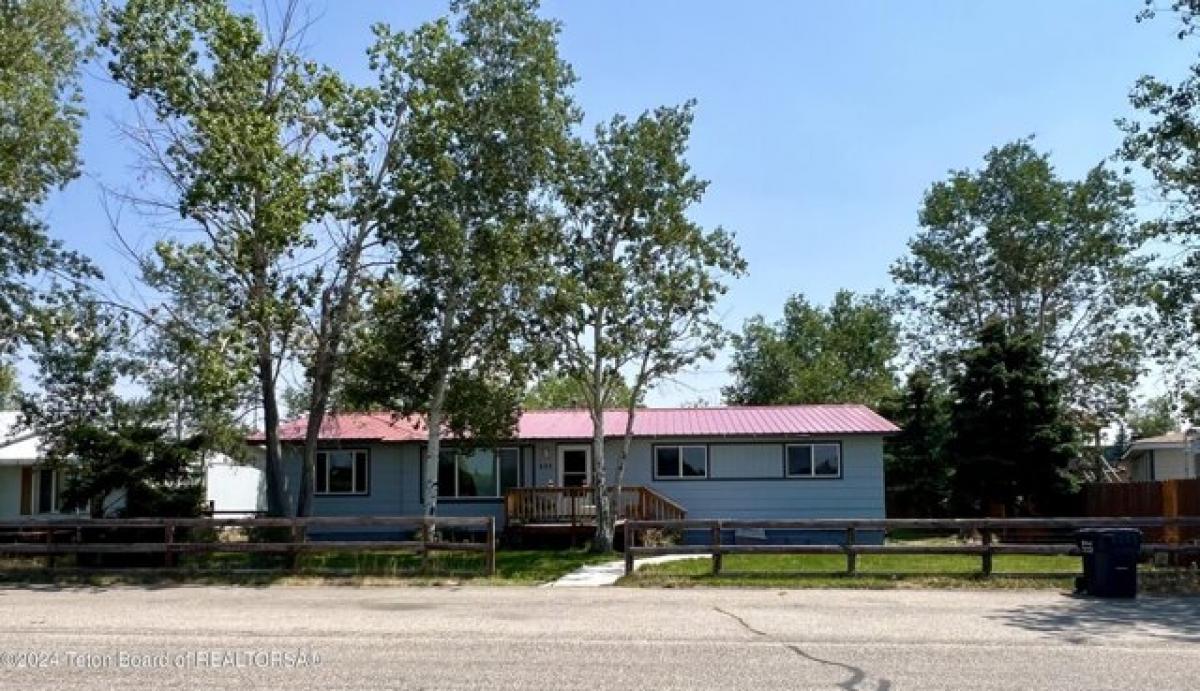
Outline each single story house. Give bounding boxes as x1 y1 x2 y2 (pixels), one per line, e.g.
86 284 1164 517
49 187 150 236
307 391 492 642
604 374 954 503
1 410 254 519
0 411 68 518
268 404 898 543
1123 431 1200 482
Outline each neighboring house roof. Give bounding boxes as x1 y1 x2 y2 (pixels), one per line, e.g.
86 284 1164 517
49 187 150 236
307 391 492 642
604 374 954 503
1122 430 1197 460
0 411 40 467
263 405 900 443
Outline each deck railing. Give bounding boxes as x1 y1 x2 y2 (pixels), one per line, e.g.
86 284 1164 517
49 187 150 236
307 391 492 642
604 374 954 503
505 486 686 527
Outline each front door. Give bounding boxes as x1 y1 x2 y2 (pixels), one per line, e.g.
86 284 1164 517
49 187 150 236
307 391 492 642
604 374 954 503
558 446 591 487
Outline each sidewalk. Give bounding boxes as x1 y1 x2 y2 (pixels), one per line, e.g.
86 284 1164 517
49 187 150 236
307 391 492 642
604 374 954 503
545 554 709 587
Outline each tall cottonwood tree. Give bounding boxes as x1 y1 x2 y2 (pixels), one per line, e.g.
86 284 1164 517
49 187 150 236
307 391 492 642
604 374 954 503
1123 1 1200 413
549 103 745 552
346 0 576 518
892 140 1147 427
1 0 96 357
724 289 899 409
101 0 348 516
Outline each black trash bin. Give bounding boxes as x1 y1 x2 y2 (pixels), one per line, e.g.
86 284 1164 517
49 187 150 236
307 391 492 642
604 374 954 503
1075 528 1141 598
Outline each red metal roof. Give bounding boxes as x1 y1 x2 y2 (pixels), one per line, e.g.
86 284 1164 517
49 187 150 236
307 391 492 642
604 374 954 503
267 405 898 442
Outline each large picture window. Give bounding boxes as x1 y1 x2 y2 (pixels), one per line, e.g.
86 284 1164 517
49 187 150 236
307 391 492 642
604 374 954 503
786 443 841 478
654 445 707 479
35 468 60 514
315 450 369 495
438 448 522 498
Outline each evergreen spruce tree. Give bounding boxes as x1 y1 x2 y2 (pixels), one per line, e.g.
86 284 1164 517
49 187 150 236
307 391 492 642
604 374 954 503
947 320 1078 516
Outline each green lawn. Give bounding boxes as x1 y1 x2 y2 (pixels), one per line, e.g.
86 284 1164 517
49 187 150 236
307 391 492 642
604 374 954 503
622 553 1083 589
0 549 617 587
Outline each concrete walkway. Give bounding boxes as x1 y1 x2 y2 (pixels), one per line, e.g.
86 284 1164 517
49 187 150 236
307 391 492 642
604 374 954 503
546 554 709 587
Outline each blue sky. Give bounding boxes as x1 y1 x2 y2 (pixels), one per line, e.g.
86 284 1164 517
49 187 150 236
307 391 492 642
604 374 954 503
43 1 1196 405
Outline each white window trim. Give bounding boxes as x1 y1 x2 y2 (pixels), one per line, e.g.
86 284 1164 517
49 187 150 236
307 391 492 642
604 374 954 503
653 444 709 480
785 443 842 479
315 449 370 496
33 467 61 514
440 447 522 499
557 445 591 487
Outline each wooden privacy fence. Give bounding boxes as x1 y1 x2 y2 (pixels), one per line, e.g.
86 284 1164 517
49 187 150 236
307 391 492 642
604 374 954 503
622 517 1200 577
0 516 496 575
1084 479 1200 543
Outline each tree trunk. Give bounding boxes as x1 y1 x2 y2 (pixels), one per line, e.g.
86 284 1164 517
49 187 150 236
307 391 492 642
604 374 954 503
424 379 448 519
590 408 612 552
257 337 287 518
297 223 373 517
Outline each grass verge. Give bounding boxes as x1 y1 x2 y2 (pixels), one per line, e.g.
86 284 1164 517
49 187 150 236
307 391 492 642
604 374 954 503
621 553 1083 589
0 549 617 587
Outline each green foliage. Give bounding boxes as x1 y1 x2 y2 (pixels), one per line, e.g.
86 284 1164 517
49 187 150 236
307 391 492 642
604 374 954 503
893 140 1146 424
0 0 85 201
138 243 255 457
548 101 745 551
0 363 16 408
1125 396 1178 439
21 303 204 518
552 103 745 408
724 290 899 409
0 0 97 355
346 0 578 513
1122 5 1200 415
947 321 1079 516
100 0 353 515
525 372 636 409
884 368 952 517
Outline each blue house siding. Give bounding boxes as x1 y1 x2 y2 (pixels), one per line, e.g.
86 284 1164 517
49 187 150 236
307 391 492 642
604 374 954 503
278 435 887 539
612 436 886 520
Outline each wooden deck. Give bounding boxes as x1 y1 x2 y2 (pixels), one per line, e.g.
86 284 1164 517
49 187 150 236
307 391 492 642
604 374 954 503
504 486 686 530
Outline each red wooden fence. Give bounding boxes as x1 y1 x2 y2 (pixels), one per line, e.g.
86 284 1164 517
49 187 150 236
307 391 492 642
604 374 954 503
1083 479 1200 543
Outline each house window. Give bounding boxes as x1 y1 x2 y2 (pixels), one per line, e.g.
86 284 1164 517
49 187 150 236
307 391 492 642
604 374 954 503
438 448 522 498
654 445 707 479
786 443 841 478
36 468 59 514
315 450 369 495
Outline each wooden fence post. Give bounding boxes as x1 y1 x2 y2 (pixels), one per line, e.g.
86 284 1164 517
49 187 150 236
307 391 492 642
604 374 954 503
421 517 432 571
1163 480 1180 547
981 530 993 577
485 517 496 577
712 521 723 575
164 520 176 569
45 527 55 571
624 522 635 576
845 526 857 575
288 518 302 572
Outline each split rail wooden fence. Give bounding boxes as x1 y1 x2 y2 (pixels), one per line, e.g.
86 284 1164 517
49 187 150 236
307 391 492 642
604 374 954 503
623 517 1200 577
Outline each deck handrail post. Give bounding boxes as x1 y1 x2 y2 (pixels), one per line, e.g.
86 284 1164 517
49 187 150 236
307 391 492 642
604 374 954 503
712 520 723 575
846 526 857 575
624 521 635 576
981 530 993 577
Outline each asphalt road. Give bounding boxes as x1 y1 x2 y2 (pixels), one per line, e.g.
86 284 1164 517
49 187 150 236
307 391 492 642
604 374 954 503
0 585 1198 690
